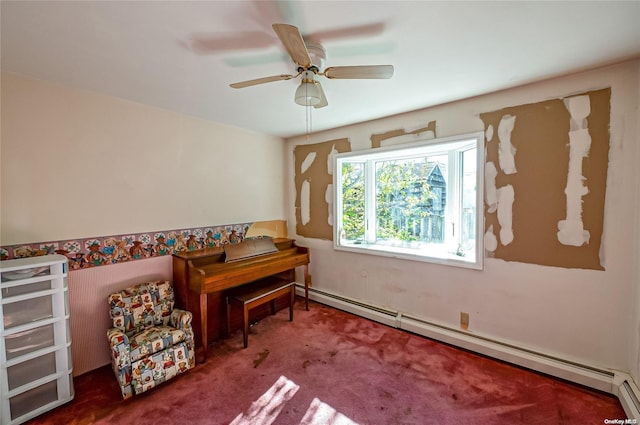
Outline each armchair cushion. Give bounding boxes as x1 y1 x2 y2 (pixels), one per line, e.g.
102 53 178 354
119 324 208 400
128 325 186 362
109 280 175 335
107 280 195 399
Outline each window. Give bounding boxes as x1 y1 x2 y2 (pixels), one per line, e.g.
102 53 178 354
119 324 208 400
334 132 484 269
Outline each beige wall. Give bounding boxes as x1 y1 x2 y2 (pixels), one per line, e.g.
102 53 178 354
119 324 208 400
1 72 287 374
287 61 640 379
1 72 286 245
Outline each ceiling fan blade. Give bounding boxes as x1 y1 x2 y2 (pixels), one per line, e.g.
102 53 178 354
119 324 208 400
329 41 396 58
310 22 385 42
230 74 295 89
323 65 394 79
272 23 312 68
314 83 328 109
224 52 289 68
187 31 275 54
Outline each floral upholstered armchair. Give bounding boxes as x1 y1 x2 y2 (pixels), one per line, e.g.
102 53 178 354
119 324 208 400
107 280 195 399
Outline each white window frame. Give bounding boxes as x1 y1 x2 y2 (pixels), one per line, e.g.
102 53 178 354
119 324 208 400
333 132 484 270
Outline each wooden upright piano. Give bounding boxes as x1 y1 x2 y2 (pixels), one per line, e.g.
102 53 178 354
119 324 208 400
172 238 310 361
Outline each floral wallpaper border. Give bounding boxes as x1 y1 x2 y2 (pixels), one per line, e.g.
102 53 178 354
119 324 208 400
0 222 254 271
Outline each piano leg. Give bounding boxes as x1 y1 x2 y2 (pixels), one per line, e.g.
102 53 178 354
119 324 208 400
199 293 208 363
289 284 295 321
243 306 250 348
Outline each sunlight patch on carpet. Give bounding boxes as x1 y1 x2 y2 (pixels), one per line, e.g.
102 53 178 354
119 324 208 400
300 397 359 425
230 375 299 425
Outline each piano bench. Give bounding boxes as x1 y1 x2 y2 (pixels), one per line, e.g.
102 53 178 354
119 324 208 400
225 278 295 348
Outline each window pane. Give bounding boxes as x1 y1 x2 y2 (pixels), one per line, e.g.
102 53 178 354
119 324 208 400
375 156 447 246
341 162 365 242
459 148 477 259
425 155 447 243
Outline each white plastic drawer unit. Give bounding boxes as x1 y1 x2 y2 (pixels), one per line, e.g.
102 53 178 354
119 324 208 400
0 254 74 425
8 380 59 422
4 324 55 361
7 352 57 391
3 295 54 330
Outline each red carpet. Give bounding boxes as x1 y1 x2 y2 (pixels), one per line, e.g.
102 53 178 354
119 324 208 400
28 300 626 424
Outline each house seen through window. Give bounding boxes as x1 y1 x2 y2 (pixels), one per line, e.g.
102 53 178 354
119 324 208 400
334 132 484 269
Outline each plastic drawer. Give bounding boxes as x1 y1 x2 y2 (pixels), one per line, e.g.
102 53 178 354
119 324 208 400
2 295 53 329
7 352 56 391
0 266 50 283
9 380 58 421
4 324 55 360
2 280 53 298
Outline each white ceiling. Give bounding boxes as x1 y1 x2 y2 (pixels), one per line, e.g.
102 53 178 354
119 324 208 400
2 1 639 138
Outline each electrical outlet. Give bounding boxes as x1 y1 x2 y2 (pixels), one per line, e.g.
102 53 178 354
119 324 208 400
460 312 469 330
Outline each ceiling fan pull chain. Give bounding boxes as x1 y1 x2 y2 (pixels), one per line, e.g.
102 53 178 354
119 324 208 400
309 100 313 134
304 82 313 137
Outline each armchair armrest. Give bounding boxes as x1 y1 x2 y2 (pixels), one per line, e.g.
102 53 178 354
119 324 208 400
170 309 194 347
107 327 132 387
170 309 192 330
107 327 130 350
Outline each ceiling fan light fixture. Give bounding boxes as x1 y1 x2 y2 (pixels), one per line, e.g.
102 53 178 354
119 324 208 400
295 80 321 106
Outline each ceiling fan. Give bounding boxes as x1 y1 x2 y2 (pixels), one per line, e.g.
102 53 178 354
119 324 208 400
229 23 394 109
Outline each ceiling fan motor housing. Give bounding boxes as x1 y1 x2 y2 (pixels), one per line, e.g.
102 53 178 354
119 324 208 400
304 40 327 70
300 70 318 83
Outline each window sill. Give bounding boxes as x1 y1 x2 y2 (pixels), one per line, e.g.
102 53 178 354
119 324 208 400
335 242 483 270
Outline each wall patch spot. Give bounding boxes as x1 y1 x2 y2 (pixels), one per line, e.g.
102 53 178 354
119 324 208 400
370 121 436 148
485 161 499 213
325 184 333 226
301 152 317 174
557 95 591 247
498 114 517 175
484 225 498 252
486 124 494 142
301 180 311 226
497 185 515 246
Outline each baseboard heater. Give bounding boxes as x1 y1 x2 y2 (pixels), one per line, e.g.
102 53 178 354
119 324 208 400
617 378 640 421
296 284 640 420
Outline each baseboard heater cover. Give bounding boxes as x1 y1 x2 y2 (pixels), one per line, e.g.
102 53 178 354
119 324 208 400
296 284 639 419
299 285 398 328
614 376 640 420
399 314 613 392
